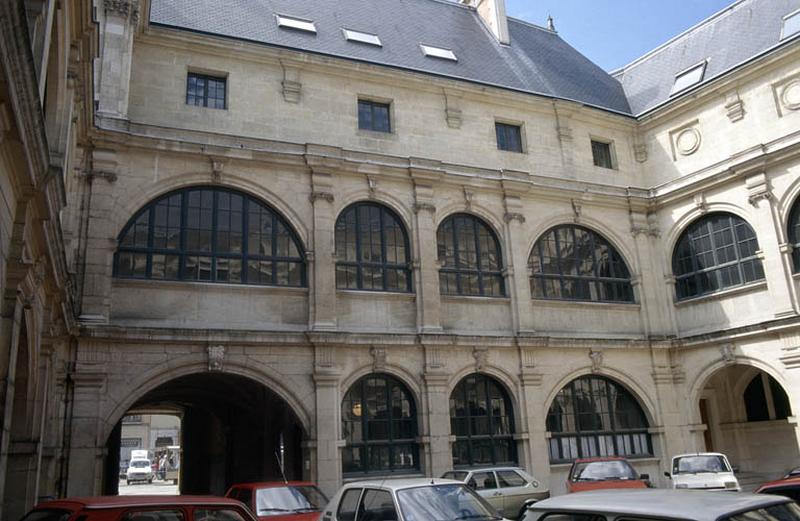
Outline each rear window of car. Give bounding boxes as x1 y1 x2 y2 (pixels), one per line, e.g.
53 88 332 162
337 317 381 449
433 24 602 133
193 509 246 521
497 470 526 487
442 471 469 481
121 509 185 521
20 509 73 521
537 514 606 521
726 502 800 521
761 486 800 502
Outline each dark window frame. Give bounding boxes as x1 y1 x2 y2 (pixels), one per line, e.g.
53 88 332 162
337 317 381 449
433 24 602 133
450 373 517 467
186 72 227 109
672 213 764 300
335 203 412 293
113 186 306 287
358 99 392 133
591 140 614 169
437 213 506 297
529 225 634 303
789 197 800 273
341 373 420 476
495 122 523 153
546 375 652 464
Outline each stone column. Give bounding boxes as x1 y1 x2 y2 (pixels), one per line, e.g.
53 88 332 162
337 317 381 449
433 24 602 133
517 344 547 487
629 209 674 336
422 343 450 475
306 159 338 331
746 173 797 318
503 191 535 333
312 367 341 498
97 0 139 119
411 162 443 333
66 371 107 496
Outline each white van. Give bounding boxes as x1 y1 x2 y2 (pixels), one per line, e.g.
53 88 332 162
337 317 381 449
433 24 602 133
664 452 740 491
126 458 154 485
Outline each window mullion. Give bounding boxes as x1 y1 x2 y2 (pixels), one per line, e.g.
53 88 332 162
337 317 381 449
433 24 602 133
379 208 388 291
473 219 484 296
354 209 363 290
271 212 278 285
242 198 249 284
179 192 188 280
452 220 462 295
211 191 219 282
146 206 155 278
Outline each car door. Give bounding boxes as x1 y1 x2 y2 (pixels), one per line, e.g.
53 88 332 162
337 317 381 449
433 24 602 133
496 470 530 516
469 471 503 514
355 489 398 521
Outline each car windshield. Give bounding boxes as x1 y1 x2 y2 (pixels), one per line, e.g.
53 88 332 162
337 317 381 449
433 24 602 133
727 502 800 521
442 472 469 482
255 486 328 516
673 455 729 474
571 460 638 481
397 484 501 521
130 460 150 468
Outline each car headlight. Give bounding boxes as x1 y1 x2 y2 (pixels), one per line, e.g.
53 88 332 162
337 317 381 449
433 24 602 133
676 484 689 489
724 482 738 489
532 480 539 488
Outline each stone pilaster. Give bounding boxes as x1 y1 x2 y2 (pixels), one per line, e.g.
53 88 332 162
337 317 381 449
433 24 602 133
629 209 673 336
97 0 140 119
517 344 546 486
423 362 451 476
503 191 535 333
411 161 443 333
312 366 341 497
66 370 107 497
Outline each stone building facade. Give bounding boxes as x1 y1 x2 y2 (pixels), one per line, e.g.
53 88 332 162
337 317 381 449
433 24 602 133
3 0 800 518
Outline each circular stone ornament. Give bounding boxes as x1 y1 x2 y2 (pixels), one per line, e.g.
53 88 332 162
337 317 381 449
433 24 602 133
781 80 800 111
676 127 701 156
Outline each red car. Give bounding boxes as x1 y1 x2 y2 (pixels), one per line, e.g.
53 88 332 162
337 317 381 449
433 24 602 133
756 468 800 501
225 482 328 521
566 457 650 493
20 495 257 521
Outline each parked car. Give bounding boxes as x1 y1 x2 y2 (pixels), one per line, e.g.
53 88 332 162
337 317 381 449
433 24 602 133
321 478 507 521
19 495 259 521
755 468 800 501
226 481 328 521
664 452 740 491
565 457 649 493
441 467 549 518
520 489 800 521
119 460 129 480
126 458 154 485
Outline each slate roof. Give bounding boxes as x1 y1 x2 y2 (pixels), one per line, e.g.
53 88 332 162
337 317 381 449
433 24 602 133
149 0 800 118
148 0 632 114
614 0 800 115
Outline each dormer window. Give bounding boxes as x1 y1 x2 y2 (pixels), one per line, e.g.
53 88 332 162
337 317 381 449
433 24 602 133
276 15 316 34
670 61 707 96
782 10 800 40
420 44 457 61
343 29 381 47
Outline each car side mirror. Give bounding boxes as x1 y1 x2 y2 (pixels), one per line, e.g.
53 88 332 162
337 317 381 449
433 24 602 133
663 471 671 478
732 466 740 474
640 474 650 481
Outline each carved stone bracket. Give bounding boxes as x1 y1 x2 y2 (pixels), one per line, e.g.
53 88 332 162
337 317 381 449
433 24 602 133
693 193 708 214
745 172 772 208
589 350 603 372
634 143 648 163
210 157 225 184
473 347 489 372
720 344 736 365
366 176 377 198
413 202 436 214
207 345 226 371
503 212 525 224
280 61 302 103
104 0 140 23
443 89 463 129
370 346 387 372
463 187 474 210
571 199 582 223
724 91 746 123
309 191 334 204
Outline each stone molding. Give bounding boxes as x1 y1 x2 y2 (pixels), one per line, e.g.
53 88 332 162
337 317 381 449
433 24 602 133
104 0 140 23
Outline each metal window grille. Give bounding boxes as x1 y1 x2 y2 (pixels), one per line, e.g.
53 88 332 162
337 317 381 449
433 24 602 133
450 374 517 467
341 374 419 475
335 203 412 292
186 73 227 109
358 100 391 132
591 140 613 168
546 375 652 463
529 225 634 303
672 213 764 300
789 199 800 273
114 187 305 287
495 122 522 152
437 214 505 297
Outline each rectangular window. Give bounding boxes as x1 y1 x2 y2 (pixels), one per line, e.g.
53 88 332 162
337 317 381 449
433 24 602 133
186 72 227 109
276 15 316 33
670 61 706 95
358 99 391 132
343 29 382 46
495 122 523 152
591 140 614 169
782 10 800 39
420 44 457 61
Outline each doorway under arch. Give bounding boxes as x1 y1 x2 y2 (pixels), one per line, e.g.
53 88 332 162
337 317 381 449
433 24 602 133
103 372 307 496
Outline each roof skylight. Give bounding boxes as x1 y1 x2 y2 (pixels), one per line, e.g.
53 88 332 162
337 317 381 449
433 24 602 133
420 44 457 61
782 10 800 40
670 61 707 95
343 29 382 47
276 15 316 34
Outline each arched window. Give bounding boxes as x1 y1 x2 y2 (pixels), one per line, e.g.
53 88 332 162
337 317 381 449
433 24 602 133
437 214 505 297
341 373 419 475
546 375 651 463
528 225 634 302
114 187 305 286
450 374 516 466
789 198 800 273
335 203 411 292
744 373 792 422
673 213 764 300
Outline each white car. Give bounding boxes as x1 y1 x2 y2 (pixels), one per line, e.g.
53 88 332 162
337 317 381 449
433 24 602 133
126 458 154 485
322 478 508 521
664 452 740 491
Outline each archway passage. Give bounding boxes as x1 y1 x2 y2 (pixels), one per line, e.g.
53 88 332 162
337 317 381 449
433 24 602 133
699 365 799 485
104 372 307 496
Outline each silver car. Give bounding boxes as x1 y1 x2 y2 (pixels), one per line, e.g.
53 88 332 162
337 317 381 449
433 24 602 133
522 489 800 521
442 467 549 519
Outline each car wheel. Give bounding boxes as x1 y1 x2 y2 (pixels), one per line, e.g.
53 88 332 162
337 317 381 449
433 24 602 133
126 480 130 485
148 478 152 484
173 479 178 485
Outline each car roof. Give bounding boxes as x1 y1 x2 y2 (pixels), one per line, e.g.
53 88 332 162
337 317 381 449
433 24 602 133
342 478 463 491
759 476 800 489
573 457 628 463
35 496 246 510
530 490 788 521
229 481 318 489
672 452 727 459
447 467 524 473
